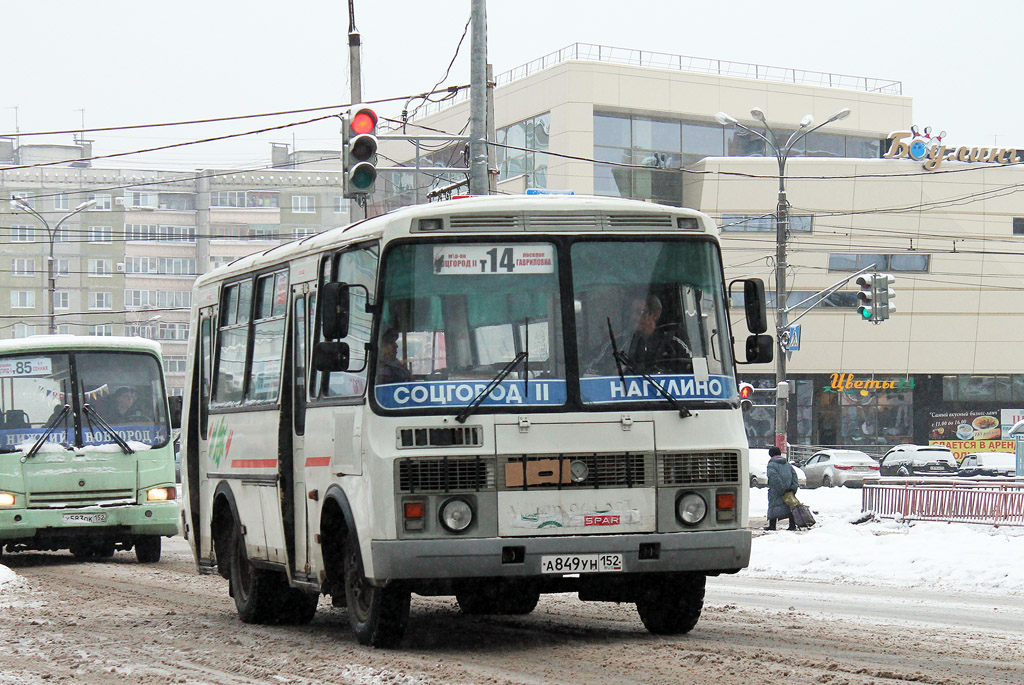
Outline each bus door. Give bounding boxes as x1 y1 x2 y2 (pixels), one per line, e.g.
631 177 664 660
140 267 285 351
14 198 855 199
289 287 314 579
192 308 216 561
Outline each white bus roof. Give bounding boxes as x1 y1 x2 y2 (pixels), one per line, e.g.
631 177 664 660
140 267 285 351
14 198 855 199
0 335 164 358
195 194 716 288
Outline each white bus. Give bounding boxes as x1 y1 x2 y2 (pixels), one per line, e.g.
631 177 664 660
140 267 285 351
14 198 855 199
181 195 772 646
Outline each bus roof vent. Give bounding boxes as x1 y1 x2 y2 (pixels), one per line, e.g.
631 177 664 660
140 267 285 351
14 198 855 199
606 214 676 230
525 213 600 231
447 214 520 232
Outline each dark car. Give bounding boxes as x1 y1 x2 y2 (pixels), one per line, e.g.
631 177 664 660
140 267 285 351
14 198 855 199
879 444 958 477
958 452 1016 478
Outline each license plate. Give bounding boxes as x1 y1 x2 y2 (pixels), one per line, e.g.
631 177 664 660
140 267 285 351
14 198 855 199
540 553 623 574
62 512 107 524
929 465 945 471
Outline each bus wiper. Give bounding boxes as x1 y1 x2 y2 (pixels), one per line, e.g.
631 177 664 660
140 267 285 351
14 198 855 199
613 350 692 419
606 317 627 388
24 404 73 461
83 403 135 455
455 351 528 424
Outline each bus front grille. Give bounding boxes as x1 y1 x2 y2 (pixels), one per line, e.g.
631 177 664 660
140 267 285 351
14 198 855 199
500 453 652 489
27 489 136 508
659 452 740 485
397 456 495 493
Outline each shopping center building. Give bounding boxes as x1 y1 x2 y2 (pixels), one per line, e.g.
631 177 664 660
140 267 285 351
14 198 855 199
385 44 1024 457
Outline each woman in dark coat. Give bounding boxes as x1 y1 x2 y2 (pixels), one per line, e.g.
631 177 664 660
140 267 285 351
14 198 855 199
765 446 798 531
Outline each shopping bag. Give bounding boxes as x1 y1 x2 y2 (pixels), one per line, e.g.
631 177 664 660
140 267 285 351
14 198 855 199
791 503 816 529
781 491 801 509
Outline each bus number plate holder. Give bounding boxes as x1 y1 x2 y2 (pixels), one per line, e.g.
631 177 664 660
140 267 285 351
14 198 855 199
62 513 108 525
540 553 623 574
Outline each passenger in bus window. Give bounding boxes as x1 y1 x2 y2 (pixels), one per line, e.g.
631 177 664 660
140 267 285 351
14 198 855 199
377 328 412 385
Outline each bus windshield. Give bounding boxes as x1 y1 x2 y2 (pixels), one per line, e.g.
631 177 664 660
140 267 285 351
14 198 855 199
0 351 170 450
572 239 734 405
372 236 735 412
374 241 566 411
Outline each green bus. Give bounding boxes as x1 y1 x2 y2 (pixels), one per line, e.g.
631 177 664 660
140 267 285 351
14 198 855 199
0 335 178 562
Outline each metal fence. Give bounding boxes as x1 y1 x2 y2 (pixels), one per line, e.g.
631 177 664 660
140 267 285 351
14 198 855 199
862 478 1024 526
415 42 902 119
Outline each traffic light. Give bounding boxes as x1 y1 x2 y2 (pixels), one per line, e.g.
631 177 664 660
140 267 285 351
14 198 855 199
874 273 896 322
739 382 754 412
856 273 875 322
343 106 378 198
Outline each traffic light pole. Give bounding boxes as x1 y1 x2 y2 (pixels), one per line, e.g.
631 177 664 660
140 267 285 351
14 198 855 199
468 0 489 195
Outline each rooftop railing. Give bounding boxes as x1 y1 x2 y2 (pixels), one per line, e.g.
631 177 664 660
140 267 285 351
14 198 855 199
414 42 903 119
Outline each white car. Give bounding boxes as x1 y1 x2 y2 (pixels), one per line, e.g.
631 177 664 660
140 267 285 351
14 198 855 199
748 448 807 488
801 449 879 488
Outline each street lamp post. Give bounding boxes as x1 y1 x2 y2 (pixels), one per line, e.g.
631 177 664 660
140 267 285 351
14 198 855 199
9 198 97 335
715 107 850 454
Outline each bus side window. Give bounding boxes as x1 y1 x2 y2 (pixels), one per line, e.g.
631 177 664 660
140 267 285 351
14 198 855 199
199 316 212 436
322 244 378 399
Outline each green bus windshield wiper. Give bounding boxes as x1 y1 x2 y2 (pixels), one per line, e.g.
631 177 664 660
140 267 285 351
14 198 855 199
25 404 73 460
83 404 135 455
455 351 528 424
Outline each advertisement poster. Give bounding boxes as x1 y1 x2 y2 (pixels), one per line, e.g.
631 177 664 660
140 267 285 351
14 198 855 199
929 408 1021 462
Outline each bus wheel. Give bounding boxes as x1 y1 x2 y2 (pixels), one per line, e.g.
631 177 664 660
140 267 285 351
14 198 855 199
343 538 410 647
229 522 283 624
135 536 161 563
635 572 705 635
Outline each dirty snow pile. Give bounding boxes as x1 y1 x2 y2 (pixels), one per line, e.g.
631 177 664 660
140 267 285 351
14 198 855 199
747 486 1024 596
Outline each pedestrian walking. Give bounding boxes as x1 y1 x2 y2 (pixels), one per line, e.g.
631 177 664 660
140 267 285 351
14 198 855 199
765 446 798 531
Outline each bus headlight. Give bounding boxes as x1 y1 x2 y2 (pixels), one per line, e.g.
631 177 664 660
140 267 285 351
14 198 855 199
0 492 15 507
146 487 175 502
439 497 473 533
675 492 707 526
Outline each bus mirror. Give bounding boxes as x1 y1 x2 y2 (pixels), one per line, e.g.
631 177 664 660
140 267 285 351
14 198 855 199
743 279 768 334
321 282 351 340
313 341 351 372
744 334 773 364
167 396 183 430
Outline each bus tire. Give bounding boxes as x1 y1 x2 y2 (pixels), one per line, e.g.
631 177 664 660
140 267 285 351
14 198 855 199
229 522 283 624
343 537 410 648
135 535 161 563
635 572 705 635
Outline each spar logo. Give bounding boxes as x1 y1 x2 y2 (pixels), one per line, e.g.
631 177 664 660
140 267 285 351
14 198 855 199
584 514 620 526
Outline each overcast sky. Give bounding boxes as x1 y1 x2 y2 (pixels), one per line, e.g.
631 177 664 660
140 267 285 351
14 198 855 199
3 0 1019 170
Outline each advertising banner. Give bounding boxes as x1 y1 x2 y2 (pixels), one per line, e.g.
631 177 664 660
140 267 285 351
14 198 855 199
928 439 1017 462
928 409 1001 441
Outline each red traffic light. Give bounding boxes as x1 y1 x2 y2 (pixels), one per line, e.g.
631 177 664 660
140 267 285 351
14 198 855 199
739 383 753 400
350 108 377 135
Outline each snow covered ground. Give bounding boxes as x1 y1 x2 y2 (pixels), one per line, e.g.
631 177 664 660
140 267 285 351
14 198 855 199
747 486 1024 596
3 487 1022 598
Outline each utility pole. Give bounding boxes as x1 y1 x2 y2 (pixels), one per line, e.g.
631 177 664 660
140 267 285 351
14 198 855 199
468 0 489 195
347 0 362 104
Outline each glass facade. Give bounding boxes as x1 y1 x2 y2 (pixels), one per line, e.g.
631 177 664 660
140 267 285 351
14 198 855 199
594 111 884 206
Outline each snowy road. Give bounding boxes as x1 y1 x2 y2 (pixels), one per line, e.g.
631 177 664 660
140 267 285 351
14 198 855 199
2 530 1023 684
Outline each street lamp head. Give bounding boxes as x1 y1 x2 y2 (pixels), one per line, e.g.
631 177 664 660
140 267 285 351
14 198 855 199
750 107 766 123
799 114 814 129
827 108 852 124
715 111 737 126
10 197 27 210
74 199 98 211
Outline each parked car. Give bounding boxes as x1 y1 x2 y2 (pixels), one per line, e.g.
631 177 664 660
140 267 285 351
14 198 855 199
748 448 807 488
879 444 958 476
801 449 879 488
958 452 1017 478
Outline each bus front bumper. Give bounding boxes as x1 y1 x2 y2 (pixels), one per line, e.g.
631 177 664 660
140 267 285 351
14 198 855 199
0 501 179 542
370 528 750 580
